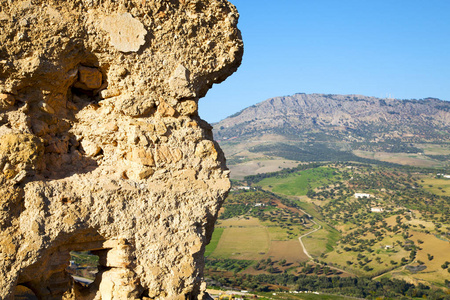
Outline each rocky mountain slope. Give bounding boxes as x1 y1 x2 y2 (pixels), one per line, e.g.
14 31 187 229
215 93 450 143
214 93 450 169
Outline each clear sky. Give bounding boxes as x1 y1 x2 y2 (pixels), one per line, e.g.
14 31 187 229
198 0 450 123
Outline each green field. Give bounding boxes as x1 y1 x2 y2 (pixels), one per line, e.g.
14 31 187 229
416 143 450 155
208 289 359 300
70 251 99 266
257 292 359 300
421 177 450 195
302 222 340 257
258 167 338 196
205 227 224 257
209 218 270 260
208 216 310 264
353 150 443 168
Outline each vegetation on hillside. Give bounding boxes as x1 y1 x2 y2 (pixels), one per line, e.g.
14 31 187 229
205 162 450 299
206 273 450 299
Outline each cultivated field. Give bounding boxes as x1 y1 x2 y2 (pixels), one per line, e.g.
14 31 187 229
209 217 310 264
205 227 224 257
353 150 442 168
258 167 338 196
210 218 270 260
408 231 450 286
267 240 308 262
208 289 358 300
416 143 450 155
257 292 359 300
228 158 300 180
420 177 450 195
302 222 340 255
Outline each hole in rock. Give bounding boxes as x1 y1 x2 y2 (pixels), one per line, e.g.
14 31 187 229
67 251 100 287
70 64 105 106
71 86 97 99
14 231 112 298
13 285 38 300
94 147 104 157
71 86 99 109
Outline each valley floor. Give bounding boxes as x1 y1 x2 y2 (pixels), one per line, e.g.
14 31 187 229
205 162 450 298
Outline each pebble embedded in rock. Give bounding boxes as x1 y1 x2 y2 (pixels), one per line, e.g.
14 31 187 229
0 94 15 109
74 66 103 90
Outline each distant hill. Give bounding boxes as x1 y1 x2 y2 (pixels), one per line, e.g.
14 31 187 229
213 93 450 171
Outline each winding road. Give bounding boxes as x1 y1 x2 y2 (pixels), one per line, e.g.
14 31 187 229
295 212 351 275
298 217 321 260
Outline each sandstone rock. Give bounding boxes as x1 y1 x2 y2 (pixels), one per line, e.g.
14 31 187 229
99 268 142 300
155 145 183 165
128 147 155 166
168 64 196 98
195 140 218 160
102 12 148 53
38 101 55 114
31 120 49 136
74 66 103 90
157 100 176 117
0 133 44 175
66 101 78 111
0 0 242 299
12 170 28 184
13 285 38 300
80 139 102 157
0 93 15 109
100 88 121 99
155 120 167 136
138 166 155 180
177 99 198 116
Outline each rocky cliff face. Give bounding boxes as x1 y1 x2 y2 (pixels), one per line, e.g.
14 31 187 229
0 0 242 299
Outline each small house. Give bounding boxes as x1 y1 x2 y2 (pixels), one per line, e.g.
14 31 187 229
355 193 371 199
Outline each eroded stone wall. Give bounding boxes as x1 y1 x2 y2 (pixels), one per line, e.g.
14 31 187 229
0 0 243 299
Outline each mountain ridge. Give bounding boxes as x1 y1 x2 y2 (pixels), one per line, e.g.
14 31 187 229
214 93 450 143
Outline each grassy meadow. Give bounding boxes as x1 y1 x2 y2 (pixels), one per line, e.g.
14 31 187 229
208 216 310 264
205 227 224 257
421 177 450 195
353 150 443 168
258 167 339 196
209 218 270 260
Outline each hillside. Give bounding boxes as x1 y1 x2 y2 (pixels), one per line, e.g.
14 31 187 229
213 93 450 177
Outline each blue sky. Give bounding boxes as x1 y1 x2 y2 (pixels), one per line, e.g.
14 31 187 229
198 0 450 123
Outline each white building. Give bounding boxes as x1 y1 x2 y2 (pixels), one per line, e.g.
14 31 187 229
230 186 252 191
355 193 371 199
437 174 450 178
371 207 384 213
